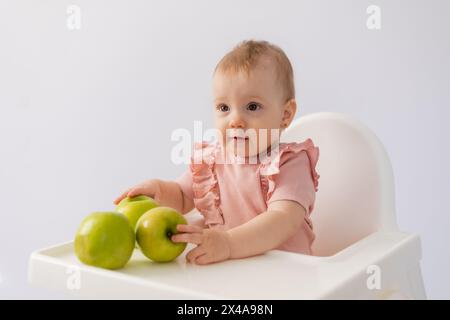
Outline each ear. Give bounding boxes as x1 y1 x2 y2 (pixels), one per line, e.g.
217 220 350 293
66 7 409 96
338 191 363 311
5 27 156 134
281 99 297 129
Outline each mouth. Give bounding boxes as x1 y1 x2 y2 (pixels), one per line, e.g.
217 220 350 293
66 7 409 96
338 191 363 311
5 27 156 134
229 136 249 141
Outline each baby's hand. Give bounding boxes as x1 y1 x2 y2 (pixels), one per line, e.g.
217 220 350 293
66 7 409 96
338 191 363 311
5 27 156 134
171 224 232 265
113 179 160 205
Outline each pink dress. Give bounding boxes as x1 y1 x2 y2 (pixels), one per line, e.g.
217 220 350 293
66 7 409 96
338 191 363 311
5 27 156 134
175 138 320 255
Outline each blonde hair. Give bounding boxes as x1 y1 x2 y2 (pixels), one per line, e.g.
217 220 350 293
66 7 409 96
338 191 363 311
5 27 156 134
214 40 295 101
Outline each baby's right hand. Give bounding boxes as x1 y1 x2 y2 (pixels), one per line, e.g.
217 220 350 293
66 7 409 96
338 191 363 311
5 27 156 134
113 179 161 205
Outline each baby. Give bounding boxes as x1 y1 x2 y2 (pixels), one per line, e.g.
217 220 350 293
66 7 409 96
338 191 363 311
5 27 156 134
114 40 320 265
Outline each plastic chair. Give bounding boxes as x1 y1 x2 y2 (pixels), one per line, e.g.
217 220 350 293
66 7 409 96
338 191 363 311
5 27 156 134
28 112 427 299
279 112 426 298
282 112 398 256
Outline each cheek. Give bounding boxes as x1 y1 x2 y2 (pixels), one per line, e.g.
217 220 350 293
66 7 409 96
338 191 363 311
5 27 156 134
214 123 228 142
253 115 282 135
267 111 284 126
213 116 224 128
254 111 280 126
253 128 281 149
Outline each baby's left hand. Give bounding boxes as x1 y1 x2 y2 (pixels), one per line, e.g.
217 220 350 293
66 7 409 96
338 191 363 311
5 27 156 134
171 224 232 265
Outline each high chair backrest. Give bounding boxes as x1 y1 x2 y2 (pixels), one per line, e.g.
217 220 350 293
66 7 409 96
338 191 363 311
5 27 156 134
281 112 398 256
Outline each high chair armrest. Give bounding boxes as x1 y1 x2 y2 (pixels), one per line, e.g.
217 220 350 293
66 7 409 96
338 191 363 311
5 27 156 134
308 230 425 299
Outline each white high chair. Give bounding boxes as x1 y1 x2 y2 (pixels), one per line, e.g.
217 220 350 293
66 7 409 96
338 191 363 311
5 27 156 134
28 112 426 299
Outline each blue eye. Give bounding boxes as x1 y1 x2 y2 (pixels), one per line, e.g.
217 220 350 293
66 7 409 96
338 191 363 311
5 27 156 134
247 102 261 111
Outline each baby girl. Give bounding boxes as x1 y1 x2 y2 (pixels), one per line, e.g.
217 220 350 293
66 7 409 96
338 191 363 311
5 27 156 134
114 40 320 265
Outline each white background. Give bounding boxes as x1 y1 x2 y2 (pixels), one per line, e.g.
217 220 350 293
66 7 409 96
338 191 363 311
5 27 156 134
0 0 448 298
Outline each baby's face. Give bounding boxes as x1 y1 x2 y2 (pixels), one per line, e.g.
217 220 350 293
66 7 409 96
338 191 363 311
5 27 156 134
213 59 290 159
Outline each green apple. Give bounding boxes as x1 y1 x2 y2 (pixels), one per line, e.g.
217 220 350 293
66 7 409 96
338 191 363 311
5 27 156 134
116 195 160 230
135 207 188 262
74 212 135 269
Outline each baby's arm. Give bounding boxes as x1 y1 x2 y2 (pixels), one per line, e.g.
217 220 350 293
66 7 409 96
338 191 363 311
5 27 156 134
114 179 194 214
156 179 195 214
226 200 306 259
171 200 305 264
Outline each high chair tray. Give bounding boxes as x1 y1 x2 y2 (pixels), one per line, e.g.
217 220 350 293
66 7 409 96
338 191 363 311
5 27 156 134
28 230 424 299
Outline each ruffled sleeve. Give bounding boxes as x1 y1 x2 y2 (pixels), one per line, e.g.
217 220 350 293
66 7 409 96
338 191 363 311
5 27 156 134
259 138 320 217
188 141 225 227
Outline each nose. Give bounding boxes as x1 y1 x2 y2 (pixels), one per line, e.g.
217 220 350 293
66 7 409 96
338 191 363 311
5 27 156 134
228 111 246 129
